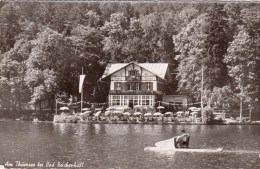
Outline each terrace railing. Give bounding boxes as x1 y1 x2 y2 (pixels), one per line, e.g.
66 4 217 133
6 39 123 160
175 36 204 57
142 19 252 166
109 90 161 95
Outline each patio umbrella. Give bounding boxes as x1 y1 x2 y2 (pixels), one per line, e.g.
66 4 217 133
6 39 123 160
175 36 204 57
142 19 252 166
191 107 201 112
94 111 102 117
134 112 142 116
124 107 132 110
106 107 115 111
123 112 131 116
157 106 165 109
113 111 123 116
189 107 197 110
83 110 92 114
165 112 174 116
157 106 165 112
79 110 91 116
82 108 91 111
79 110 92 117
144 112 152 117
60 106 69 111
134 105 142 108
142 106 149 109
105 111 112 116
153 112 163 117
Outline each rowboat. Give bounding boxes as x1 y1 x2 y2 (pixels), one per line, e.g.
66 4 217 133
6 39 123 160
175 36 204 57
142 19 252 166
144 146 223 153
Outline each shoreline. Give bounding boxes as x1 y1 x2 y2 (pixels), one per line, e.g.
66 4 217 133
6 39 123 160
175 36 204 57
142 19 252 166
75 121 260 125
51 115 260 125
1 117 260 125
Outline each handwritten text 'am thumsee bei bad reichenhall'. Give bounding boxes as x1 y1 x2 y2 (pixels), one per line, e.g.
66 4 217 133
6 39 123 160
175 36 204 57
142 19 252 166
4 161 84 168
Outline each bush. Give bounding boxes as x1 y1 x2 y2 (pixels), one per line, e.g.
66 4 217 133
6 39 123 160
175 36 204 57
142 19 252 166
202 106 214 123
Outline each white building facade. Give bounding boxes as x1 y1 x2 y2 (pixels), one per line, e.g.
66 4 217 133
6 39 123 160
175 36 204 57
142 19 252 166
101 62 172 109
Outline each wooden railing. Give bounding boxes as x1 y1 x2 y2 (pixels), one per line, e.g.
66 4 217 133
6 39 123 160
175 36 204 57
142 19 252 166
125 76 141 81
109 90 160 95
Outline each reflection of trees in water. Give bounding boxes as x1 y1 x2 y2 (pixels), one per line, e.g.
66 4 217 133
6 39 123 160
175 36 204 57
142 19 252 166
54 123 67 134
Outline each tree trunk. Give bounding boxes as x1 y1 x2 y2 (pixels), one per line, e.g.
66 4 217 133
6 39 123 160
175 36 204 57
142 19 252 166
8 86 12 119
39 101 42 114
35 103 37 113
49 96 55 117
18 89 21 118
12 101 16 120
240 97 243 121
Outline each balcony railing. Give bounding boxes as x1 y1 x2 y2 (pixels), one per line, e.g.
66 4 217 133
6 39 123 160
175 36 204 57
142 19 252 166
125 76 141 81
109 90 162 95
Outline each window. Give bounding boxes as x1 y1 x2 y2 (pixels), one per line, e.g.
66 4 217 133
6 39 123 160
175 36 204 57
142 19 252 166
134 100 138 106
114 82 121 90
112 96 120 105
123 99 127 105
127 83 132 90
128 69 140 76
136 83 141 90
147 82 152 90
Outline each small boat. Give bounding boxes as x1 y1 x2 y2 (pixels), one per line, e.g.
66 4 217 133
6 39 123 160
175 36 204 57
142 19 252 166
144 146 223 153
145 136 223 153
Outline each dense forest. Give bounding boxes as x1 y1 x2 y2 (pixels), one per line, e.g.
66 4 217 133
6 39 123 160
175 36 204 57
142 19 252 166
0 1 259 117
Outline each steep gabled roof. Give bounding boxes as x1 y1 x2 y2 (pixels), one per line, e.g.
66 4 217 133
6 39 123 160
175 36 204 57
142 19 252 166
102 62 172 81
101 63 129 79
138 63 169 80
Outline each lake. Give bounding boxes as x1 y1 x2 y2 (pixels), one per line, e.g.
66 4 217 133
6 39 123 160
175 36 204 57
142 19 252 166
0 121 260 169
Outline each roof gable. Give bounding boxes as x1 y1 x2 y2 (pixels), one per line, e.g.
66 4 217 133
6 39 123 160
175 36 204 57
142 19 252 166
102 63 129 79
102 62 171 81
138 63 169 80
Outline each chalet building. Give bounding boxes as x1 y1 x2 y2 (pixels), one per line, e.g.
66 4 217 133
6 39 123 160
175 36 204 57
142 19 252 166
101 62 172 109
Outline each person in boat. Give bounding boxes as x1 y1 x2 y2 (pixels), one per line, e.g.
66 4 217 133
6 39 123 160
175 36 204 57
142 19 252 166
175 129 190 148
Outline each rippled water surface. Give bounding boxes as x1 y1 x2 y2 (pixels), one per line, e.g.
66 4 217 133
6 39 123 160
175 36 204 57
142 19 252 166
0 121 260 169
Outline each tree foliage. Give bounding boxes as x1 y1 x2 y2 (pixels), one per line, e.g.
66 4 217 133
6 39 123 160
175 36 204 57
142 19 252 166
224 28 260 103
0 2 259 115
174 5 232 104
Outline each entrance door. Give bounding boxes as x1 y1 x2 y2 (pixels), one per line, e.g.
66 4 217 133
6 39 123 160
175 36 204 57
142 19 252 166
128 100 133 109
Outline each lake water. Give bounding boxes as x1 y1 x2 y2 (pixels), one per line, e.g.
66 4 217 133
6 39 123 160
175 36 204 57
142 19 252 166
0 121 260 169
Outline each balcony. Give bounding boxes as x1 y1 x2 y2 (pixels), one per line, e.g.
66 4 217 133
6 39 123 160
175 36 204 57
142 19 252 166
109 90 162 95
125 76 141 81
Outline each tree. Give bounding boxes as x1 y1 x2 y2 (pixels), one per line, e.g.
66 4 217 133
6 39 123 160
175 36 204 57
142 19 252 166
0 39 31 118
0 3 21 53
101 13 128 62
68 24 106 102
224 28 260 105
83 10 102 28
223 3 242 37
240 4 260 36
99 2 119 21
178 4 200 26
174 5 231 103
122 17 145 62
25 28 69 113
210 86 239 110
